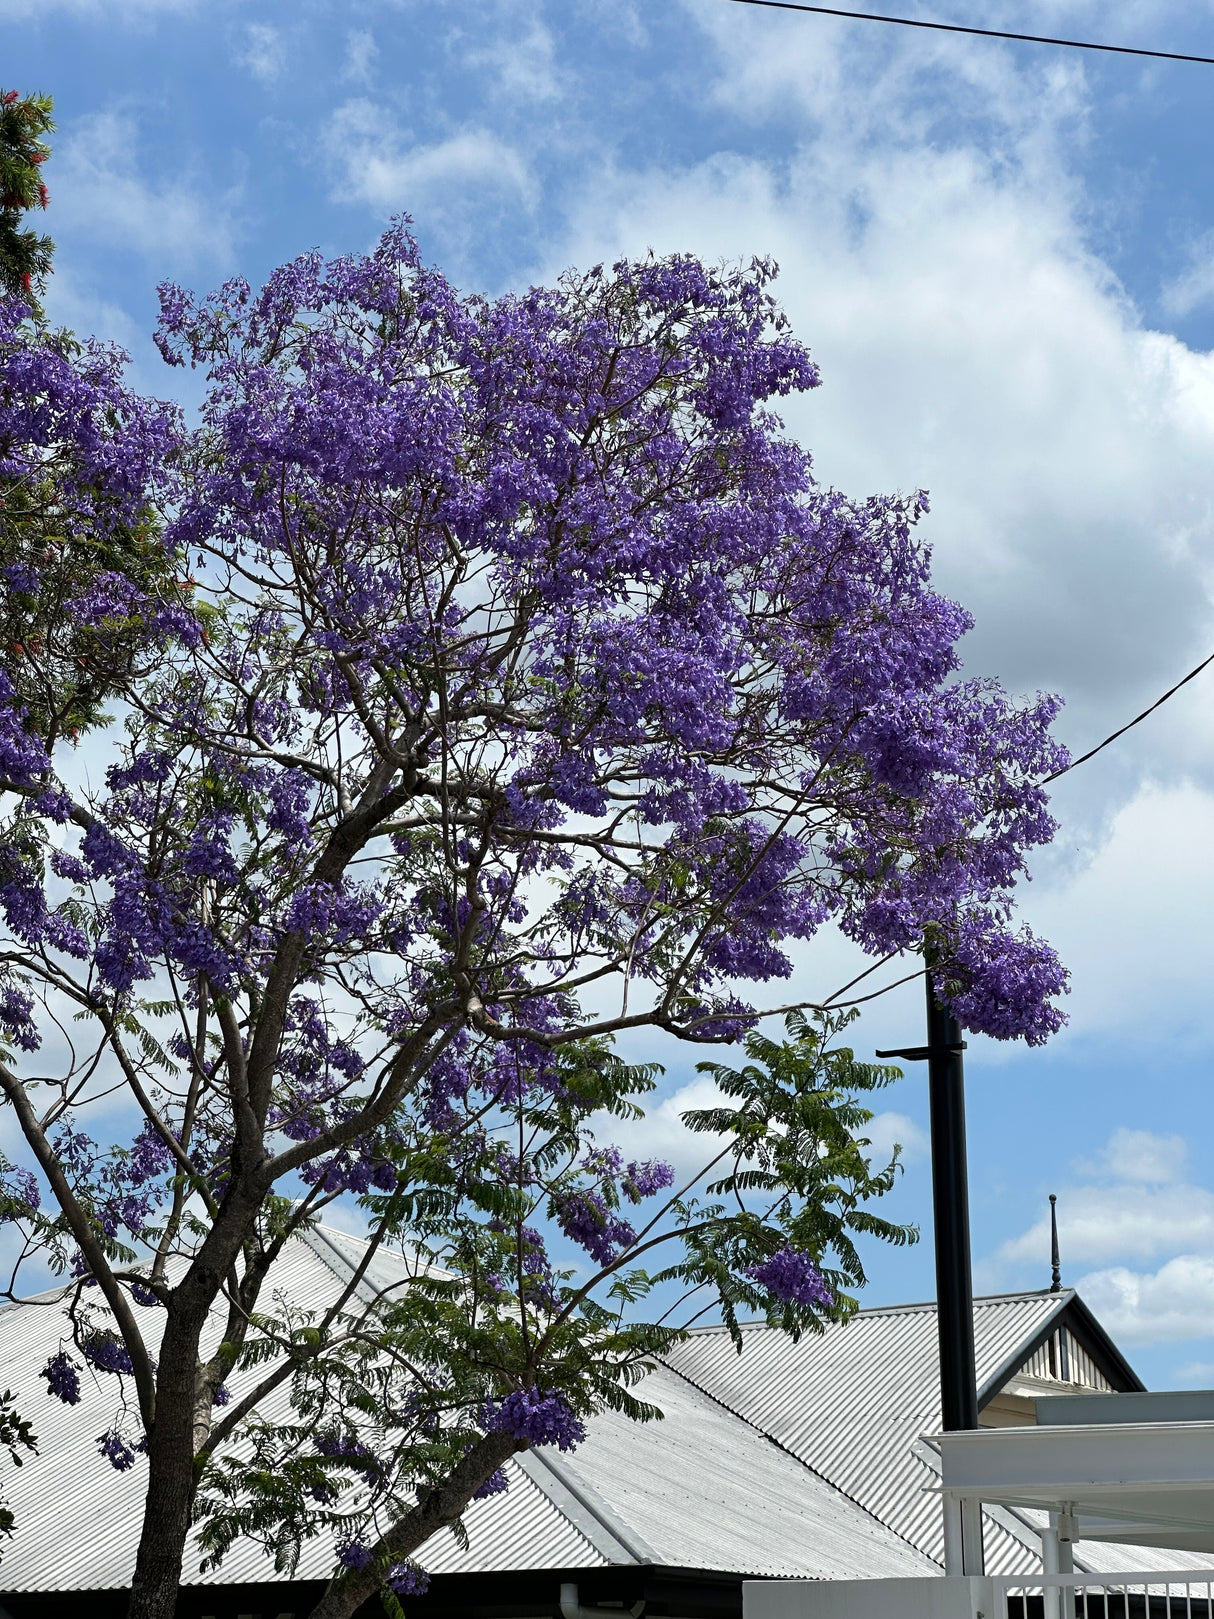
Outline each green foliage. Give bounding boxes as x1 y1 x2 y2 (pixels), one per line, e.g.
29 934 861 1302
680 1007 917 1343
0 1386 37 1548
0 90 53 309
191 1010 916 1579
0 479 182 744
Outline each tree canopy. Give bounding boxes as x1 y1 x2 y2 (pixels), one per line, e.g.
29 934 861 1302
0 89 53 309
0 221 1068 1619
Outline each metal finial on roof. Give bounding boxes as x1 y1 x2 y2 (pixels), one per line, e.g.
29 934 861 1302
1049 1193 1062 1292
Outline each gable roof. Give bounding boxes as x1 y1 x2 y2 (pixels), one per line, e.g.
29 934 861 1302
660 1289 1143 1575
0 1233 1190 1598
0 1228 926 1594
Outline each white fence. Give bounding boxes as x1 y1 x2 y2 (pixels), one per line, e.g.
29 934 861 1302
744 1572 1214 1619
992 1571 1214 1618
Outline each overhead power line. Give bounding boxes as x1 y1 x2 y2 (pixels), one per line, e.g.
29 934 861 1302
1045 650 1214 783
716 0 1214 66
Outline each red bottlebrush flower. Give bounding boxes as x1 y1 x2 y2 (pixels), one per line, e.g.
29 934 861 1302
30 153 45 164
20 273 31 291
37 183 47 207
2 91 19 106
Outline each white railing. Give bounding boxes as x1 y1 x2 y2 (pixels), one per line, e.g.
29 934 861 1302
991 1570 1214 1619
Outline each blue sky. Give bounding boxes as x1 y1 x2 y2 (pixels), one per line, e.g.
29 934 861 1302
10 0 1214 1387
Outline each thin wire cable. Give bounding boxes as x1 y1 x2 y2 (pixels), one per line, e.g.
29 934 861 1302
716 0 1214 66
1045 650 1214 783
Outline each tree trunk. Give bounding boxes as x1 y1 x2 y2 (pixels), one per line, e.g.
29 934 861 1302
126 1313 209 1619
305 1433 524 1619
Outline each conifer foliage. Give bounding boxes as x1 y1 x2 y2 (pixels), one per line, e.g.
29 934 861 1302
0 91 53 308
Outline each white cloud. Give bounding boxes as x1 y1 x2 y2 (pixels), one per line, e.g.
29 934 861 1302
863 1111 930 1167
1076 1126 1188 1185
1076 1257 1214 1346
326 100 534 220
590 1073 732 1188
1173 1361 1214 1387
1023 785 1214 1042
52 110 236 266
1161 231 1214 318
1001 1182 1214 1268
342 28 379 87
237 22 285 84
466 14 561 104
997 1126 1209 1270
994 1126 1214 1348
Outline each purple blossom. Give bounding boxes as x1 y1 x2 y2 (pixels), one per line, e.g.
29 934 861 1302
0 1162 39 1215
129 1122 173 1184
96 1427 138 1471
40 1350 81 1405
746 1248 833 1308
472 1467 509 1499
315 1429 382 1480
82 1330 134 1374
388 1563 430 1595
624 1159 675 1201
484 1387 585 1451
336 1538 374 1571
942 916 1069 1046
554 1188 635 1268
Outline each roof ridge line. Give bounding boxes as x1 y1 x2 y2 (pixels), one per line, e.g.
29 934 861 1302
516 1447 659 1566
294 1223 387 1306
680 1288 1075 1334
657 1359 939 1569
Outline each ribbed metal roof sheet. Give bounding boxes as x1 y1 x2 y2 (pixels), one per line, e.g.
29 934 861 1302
0 1231 600 1593
5 1240 1211 1597
662 1291 1214 1580
539 1365 935 1579
663 1291 1068 1571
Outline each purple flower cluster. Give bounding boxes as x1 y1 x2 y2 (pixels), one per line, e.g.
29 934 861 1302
623 1159 675 1202
388 1562 430 1595
0 1161 39 1216
316 1429 382 1481
483 1388 585 1452
82 1330 134 1375
40 1349 81 1405
746 1248 833 1308
472 1466 509 1500
96 1427 139 1471
554 1188 635 1268
335 1538 373 1572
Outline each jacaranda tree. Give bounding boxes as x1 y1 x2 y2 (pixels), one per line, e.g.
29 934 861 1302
0 221 1068 1619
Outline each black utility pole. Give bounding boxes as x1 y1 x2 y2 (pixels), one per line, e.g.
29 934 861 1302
878 969 983 1572
923 974 979 1433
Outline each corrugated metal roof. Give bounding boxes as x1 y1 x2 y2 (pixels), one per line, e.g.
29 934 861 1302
662 1291 1214 1580
663 1290 1069 1571
0 1232 600 1593
542 1365 935 1580
4 1238 1208 1597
